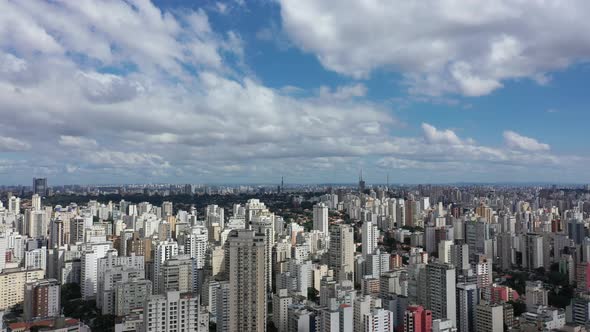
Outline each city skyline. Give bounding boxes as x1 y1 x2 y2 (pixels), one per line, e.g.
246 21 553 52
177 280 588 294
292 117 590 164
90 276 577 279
2 2 590 331
1 0 590 184
1 173 590 330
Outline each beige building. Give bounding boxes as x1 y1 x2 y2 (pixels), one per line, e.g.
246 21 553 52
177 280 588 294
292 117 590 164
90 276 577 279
228 229 267 332
329 224 355 282
273 289 292 332
160 254 196 294
210 245 225 278
476 303 504 332
0 268 44 310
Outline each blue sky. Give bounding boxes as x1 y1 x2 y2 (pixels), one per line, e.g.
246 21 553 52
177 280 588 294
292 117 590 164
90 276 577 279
0 0 589 185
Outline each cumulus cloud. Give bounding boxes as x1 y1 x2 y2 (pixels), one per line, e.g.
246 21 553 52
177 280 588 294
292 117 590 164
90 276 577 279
422 123 463 145
503 131 550 151
0 0 242 75
0 0 583 183
77 71 144 104
0 52 27 77
256 21 292 51
0 136 31 151
279 0 590 96
214 2 228 15
318 83 367 100
82 150 168 168
58 136 98 149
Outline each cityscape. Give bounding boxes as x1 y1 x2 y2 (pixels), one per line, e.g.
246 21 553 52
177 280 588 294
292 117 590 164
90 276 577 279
2 0 590 332
0 178 589 331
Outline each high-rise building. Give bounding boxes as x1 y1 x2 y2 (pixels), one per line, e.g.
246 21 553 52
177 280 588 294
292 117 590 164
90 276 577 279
313 203 329 235
567 217 586 245
144 291 207 332
426 263 457 327
365 250 390 279
405 199 415 227
329 224 355 282
380 269 408 298
288 304 317 332
273 289 293 332
474 255 492 290
525 281 548 311
396 199 406 228
23 279 60 320
364 308 394 332
0 234 6 274
432 319 456 332
438 240 453 264
70 216 86 245
228 229 267 332
153 240 179 294
206 205 224 229
161 201 173 217
450 243 469 272
354 295 373 332
114 278 152 317
475 303 503 332
214 281 231 332
80 242 112 300
456 282 478 332
182 227 208 269
33 177 47 196
320 303 353 332
8 196 20 214
570 297 590 327
404 305 432 332
25 209 47 239
359 170 366 193
160 255 197 295
362 221 379 257
25 247 47 272
95 252 146 314
496 232 513 271
31 194 41 211
522 233 543 270
127 232 152 262
576 262 590 293
49 219 65 249
0 268 45 310
252 214 275 293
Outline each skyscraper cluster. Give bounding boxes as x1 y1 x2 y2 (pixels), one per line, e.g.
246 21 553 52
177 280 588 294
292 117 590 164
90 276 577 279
0 179 589 331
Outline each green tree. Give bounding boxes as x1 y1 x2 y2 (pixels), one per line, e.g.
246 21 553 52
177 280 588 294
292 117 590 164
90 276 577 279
548 285 574 308
507 300 526 316
307 287 319 303
61 283 81 302
93 314 116 332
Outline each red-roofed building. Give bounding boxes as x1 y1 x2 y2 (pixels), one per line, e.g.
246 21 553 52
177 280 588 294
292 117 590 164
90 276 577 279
8 317 89 332
490 285 519 303
403 305 432 332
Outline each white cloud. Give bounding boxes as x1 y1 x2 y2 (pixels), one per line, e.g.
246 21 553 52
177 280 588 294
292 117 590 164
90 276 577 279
58 136 98 148
0 136 31 151
215 2 228 15
255 21 292 51
503 131 550 151
377 157 462 171
82 150 169 169
0 0 242 76
0 0 584 183
65 164 79 173
0 52 27 76
421 123 463 145
279 0 590 96
318 83 367 100
76 71 144 104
